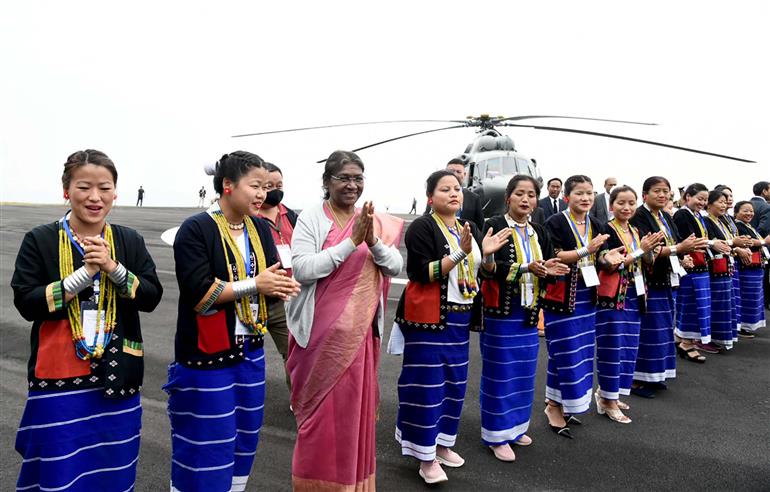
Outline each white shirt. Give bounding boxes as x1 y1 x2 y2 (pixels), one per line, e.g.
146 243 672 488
234 232 251 335
606 193 614 220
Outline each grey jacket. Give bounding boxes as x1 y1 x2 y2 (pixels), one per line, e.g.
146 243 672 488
750 196 770 237
286 202 403 347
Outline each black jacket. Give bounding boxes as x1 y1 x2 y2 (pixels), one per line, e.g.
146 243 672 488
395 215 483 331
11 222 162 396
630 206 682 289
173 212 279 368
480 216 554 325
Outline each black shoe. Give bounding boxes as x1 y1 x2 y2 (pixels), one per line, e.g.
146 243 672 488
544 407 573 439
647 381 668 391
738 330 755 339
630 385 656 398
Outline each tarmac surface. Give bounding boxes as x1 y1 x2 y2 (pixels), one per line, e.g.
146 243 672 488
1 204 769 491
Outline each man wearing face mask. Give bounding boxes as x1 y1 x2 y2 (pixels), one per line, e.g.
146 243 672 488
256 162 298 393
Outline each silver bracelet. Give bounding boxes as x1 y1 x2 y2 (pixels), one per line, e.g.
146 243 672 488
482 254 495 265
449 249 468 264
520 263 530 273
669 245 678 255
232 279 258 299
62 266 94 295
107 262 128 288
631 248 645 260
577 247 590 259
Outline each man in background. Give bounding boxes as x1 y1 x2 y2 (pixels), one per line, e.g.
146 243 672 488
136 186 144 207
537 177 566 220
198 186 207 207
590 176 617 223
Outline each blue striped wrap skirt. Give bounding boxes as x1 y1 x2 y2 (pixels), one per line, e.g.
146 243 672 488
675 271 711 343
595 283 641 399
731 274 741 338
15 388 141 492
164 340 265 492
709 275 735 349
635 287 677 383
395 310 470 461
479 304 538 446
738 266 765 331
543 281 596 415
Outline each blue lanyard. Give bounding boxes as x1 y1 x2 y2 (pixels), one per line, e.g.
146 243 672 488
657 211 674 239
242 227 253 278
62 214 101 283
564 211 590 248
515 225 532 262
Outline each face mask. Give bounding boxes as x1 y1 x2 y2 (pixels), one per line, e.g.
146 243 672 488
264 189 284 206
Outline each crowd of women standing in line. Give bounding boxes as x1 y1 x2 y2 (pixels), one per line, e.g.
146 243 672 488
10 148 769 491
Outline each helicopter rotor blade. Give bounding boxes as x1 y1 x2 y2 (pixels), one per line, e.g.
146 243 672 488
499 115 657 126
232 119 468 138
315 125 468 163
498 123 755 163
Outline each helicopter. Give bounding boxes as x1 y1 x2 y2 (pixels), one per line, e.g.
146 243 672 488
232 114 755 218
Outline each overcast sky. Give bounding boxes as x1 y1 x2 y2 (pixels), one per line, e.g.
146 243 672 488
1 1 767 213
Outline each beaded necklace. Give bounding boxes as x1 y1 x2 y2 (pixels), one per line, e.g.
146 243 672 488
563 210 594 262
432 213 478 299
508 219 543 308
211 211 269 335
59 217 117 359
609 219 642 273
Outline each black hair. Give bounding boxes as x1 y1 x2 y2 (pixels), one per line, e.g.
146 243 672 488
641 176 671 194
609 185 637 205
547 177 562 186
752 181 770 196
683 182 708 200
714 184 732 193
505 174 541 200
563 175 592 196
426 170 460 196
733 200 753 215
263 162 282 175
322 150 364 200
446 157 465 167
211 151 264 194
707 189 727 205
62 149 118 188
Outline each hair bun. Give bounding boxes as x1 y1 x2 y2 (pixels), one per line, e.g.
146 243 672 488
203 161 217 176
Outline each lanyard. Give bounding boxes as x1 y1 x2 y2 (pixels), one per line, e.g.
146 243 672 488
242 227 253 277
685 207 707 237
514 225 532 262
737 220 761 239
651 209 674 245
707 214 730 239
564 210 591 248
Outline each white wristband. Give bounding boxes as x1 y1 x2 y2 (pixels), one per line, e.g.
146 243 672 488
669 245 678 255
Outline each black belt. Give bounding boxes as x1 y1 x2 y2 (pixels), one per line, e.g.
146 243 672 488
235 334 260 344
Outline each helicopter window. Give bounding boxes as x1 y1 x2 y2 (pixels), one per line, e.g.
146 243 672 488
515 157 531 174
478 156 520 178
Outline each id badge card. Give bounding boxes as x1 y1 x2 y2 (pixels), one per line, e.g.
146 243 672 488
634 269 646 296
580 264 600 287
81 301 106 348
762 246 770 260
250 302 261 321
670 271 680 287
521 274 535 306
276 244 292 269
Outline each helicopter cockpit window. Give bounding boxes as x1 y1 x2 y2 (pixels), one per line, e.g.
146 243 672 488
478 156 521 178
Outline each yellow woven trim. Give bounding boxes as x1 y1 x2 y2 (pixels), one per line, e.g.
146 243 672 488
123 345 143 357
194 279 223 313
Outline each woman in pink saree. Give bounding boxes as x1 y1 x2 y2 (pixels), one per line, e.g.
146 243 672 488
286 151 404 491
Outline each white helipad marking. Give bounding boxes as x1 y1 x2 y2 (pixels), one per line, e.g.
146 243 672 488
160 226 180 246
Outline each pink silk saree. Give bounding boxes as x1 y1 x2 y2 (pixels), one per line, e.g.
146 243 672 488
288 206 402 491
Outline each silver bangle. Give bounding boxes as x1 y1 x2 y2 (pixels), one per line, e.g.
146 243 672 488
520 263 530 273
449 249 468 264
706 240 714 248
232 279 258 299
482 254 495 265
107 262 128 288
62 266 94 295
577 247 590 259
669 245 678 255
631 248 645 260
